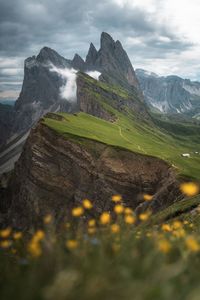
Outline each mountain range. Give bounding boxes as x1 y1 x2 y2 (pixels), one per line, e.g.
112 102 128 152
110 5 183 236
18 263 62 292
136 69 200 118
0 32 200 228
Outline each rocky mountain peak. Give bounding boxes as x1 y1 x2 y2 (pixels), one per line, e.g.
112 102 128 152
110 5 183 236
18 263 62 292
84 32 140 91
100 32 116 51
36 46 70 68
72 53 85 71
85 43 98 69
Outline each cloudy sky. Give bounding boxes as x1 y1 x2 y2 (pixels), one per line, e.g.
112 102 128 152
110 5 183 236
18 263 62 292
0 0 200 101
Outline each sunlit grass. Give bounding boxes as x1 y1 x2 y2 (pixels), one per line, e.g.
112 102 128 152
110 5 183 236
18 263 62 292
44 111 200 180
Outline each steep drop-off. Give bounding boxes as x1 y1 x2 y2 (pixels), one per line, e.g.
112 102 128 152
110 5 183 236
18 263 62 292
6 120 181 228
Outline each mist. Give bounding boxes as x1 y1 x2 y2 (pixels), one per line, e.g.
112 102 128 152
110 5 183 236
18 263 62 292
86 71 101 80
50 65 77 103
50 65 101 103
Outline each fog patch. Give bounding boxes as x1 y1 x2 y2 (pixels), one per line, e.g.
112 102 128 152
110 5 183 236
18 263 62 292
50 64 102 102
50 65 78 103
86 71 101 80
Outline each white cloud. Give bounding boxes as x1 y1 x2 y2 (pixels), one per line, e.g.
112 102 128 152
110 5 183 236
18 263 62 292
50 65 78 103
86 70 101 80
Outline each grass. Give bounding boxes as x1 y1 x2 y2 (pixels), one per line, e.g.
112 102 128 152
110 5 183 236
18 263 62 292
2 200 200 300
150 194 200 225
43 110 200 180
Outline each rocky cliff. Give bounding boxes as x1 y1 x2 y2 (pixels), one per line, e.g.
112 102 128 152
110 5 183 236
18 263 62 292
0 32 146 174
76 72 151 123
6 120 180 228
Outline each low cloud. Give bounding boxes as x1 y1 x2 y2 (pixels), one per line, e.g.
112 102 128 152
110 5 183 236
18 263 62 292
86 71 101 80
50 65 77 103
50 64 101 103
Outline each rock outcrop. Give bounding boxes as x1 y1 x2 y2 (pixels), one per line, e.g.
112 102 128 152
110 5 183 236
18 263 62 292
76 72 151 123
5 121 181 228
86 33 140 93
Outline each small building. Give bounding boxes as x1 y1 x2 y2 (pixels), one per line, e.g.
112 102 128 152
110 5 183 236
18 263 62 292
181 153 190 158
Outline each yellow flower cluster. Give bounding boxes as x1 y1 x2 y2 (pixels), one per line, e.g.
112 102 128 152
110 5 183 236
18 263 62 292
43 214 53 224
87 218 96 235
112 194 122 203
27 230 45 258
111 224 120 234
157 239 171 253
66 239 78 250
100 212 111 225
180 182 199 197
83 199 93 209
72 206 84 217
143 194 153 202
0 227 12 238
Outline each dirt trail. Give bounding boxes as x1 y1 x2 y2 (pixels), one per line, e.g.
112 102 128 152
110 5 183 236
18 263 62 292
118 126 147 154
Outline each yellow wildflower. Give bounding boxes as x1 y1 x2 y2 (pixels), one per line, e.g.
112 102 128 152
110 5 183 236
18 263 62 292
88 227 96 235
124 207 133 214
100 212 111 225
186 236 200 252
172 220 182 229
13 232 23 240
173 228 185 238
180 182 199 197
83 199 93 209
143 194 153 202
124 215 135 224
88 219 96 227
33 230 45 242
112 194 122 203
0 227 12 238
183 220 189 225
0 240 12 249
161 224 172 232
72 206 84 217
158 239 171 253
66 239 78 250
111 224 120 234
114 204 124 214
43 214 53 224
139 212 150 221
28 241 42 257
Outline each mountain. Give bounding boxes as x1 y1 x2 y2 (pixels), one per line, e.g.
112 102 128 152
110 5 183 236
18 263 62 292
1 33 200 227
136 69 200 118
2 72 200 227
0 32 144 175
85 32 140 91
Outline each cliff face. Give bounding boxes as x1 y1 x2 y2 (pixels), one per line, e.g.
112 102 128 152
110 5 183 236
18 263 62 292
87 33 140 92
76 73 151 123
13 47 75 135
7 121 180 228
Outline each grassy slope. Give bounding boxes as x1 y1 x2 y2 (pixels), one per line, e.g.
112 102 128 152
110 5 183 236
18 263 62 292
44 110 200 180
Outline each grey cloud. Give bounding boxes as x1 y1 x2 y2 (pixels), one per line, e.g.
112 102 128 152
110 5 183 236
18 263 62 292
0 0 198 99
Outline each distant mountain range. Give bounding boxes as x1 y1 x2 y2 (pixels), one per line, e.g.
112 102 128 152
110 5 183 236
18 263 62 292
136 69 200 119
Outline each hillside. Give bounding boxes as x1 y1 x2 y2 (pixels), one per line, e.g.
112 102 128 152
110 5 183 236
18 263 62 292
44 74 200 182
